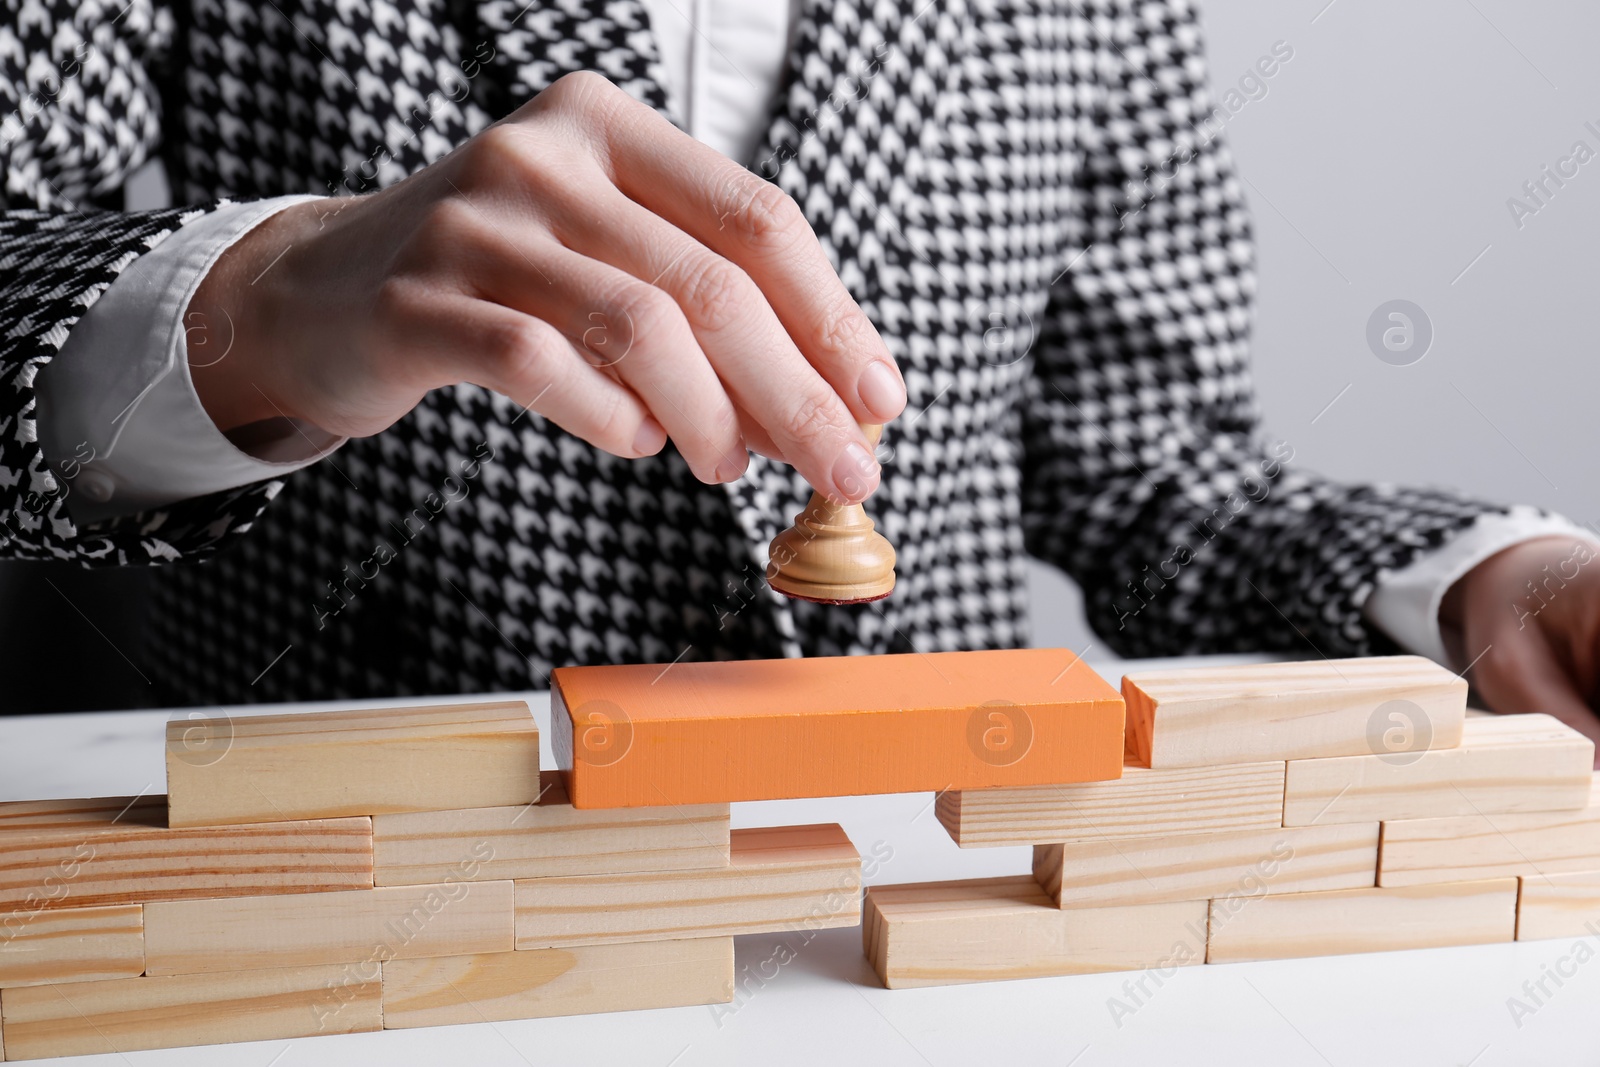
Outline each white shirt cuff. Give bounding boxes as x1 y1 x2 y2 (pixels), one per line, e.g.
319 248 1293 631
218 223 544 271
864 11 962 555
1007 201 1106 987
34 194 342 525
1363 506 1600 668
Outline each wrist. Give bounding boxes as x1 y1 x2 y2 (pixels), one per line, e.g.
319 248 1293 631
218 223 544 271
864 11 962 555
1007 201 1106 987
1440 534 1593 635
187 200 327 433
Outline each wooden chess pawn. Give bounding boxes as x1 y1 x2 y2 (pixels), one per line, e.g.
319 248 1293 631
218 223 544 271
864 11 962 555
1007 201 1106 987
766 424 896 604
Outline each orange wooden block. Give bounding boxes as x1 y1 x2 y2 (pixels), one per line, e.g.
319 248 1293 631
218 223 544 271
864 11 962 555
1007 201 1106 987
552 649 1124 808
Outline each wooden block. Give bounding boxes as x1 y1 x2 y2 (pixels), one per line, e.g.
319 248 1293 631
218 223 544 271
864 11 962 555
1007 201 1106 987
1033 822 1379 908
1516 871 1600 940
373 771 729 885
1205 879 1517 963
553 648 1124 808
1380 777 1600 886
0 963 380 1058
382 937 732 1027
0 904 144 989
166 701 540 827
515 824 860 949
143 880 513 975
0 796 371 912
937 761 1286 848
1284 713 1594 826
1124 655 1466 768
863 876 1205 988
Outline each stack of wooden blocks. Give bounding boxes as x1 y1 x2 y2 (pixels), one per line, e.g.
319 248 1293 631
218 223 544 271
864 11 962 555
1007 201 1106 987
870 656 1600 987
0 702 861 1059
5 648 1600 1059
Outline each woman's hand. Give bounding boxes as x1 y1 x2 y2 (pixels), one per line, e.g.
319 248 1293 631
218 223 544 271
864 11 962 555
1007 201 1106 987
1442 535 1600 748
187 71 906 504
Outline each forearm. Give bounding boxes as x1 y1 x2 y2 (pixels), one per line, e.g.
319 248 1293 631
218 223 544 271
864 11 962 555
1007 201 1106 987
1023 420 1514 658
34 196 343 525
0 205 306 563
1367 509 1598 668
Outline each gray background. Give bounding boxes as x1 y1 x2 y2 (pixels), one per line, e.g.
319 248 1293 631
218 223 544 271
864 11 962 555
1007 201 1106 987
8 0 1597 709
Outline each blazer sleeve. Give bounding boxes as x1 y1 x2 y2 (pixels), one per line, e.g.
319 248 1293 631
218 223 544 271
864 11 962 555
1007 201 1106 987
1019 0 1518 657
0 1 281 564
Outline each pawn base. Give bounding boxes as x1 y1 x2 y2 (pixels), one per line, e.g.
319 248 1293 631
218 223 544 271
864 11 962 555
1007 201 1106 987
767 571 896 605
769 584 894 606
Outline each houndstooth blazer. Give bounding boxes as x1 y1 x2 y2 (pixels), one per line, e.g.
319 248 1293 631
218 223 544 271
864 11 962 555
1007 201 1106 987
0 0 1509 704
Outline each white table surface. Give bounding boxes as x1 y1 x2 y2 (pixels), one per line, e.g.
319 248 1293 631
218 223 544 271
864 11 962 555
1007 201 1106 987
3 654 1598 1067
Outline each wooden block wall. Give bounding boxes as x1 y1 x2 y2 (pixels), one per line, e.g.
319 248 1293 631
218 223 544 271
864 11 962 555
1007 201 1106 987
0 806 827 1059
866 664 1600 987
11 652 1600 1049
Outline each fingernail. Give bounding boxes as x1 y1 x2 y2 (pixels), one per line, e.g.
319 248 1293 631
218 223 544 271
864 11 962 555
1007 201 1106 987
830 441 879 502
713 451 749 484
857 359 906 421
633 417 666 456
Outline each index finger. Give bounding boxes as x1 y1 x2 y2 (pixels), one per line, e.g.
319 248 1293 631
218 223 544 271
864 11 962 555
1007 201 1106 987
598 107 907 429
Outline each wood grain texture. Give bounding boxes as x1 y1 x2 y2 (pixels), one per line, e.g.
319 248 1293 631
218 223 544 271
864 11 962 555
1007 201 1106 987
936 761 1286 848
0 904 143 989
382 938 733 1027
552 649 1124 808
373 771 729 885
1284 714 1594 826
863 876 1205 988
0 796 372 911
0 963 380 1058
1205 879 1517 963
1379 776 1600 887
143 880 514 975
1516 871 1600 941
1033 823 1379 908
1124 656 1466 768
514 824 860 949
165 701 540 827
